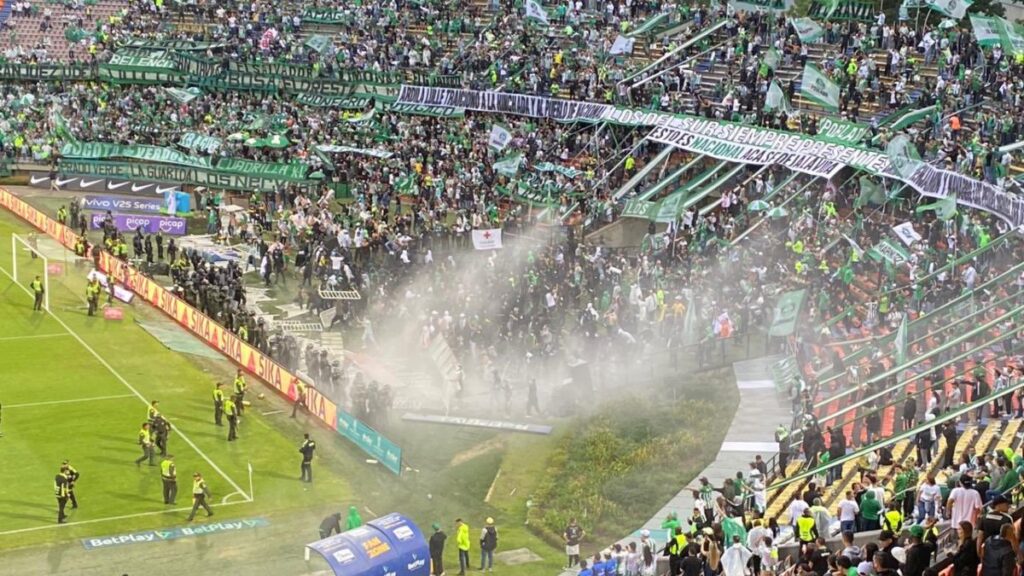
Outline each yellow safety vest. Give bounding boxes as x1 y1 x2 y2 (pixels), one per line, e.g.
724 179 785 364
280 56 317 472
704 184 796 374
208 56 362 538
668 533 688 555
234 376 245 394
213 388 224 402
224 399 236 416
797 516 816 542
192 478 206 495
139 429 151 445
884 510 902 532
161 459 175 480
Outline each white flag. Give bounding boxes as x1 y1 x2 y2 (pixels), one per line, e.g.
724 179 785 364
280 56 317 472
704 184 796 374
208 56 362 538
610 35 635 55
524 0 549 24
892 222 922 246
472 229 503 250
488 123 512 151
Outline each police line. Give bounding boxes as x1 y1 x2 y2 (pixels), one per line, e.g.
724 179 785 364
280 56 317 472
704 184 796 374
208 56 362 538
0 188 403 475
396 85 1024 227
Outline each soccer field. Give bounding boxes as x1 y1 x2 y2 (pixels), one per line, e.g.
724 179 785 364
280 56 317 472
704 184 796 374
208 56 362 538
0 208 358 568
0 201 568 576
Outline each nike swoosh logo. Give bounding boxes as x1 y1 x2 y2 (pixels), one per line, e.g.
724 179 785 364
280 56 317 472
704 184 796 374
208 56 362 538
132 183 154 193
80 179 103 187
55 178 77 186
30 175 50 184
107 181 130 190
156 185 179 194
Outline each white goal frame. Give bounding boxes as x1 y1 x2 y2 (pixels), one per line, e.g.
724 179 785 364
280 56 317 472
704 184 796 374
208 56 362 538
12 233 50 312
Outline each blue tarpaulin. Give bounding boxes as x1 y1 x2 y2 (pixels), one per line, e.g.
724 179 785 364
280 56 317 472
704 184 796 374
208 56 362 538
307 513 430 576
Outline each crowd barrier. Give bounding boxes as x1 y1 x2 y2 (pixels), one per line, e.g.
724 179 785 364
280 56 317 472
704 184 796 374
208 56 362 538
0 187 402 474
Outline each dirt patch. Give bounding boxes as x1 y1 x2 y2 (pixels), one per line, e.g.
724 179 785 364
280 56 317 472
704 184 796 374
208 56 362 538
450 436 505 467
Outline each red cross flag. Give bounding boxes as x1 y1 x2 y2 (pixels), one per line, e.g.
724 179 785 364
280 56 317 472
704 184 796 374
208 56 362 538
471 228 503 250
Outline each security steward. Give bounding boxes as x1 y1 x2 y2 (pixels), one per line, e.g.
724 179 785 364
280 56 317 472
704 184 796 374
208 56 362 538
186 472 213 521
160 454 177 505
299 433 316 483
882 500 903 533
31 275 44 311
232 370 247 417
796 508 818 545
224 396 238 441
135 422 156 466
213 382 225 426
63 460 80 509
55 464 71 523
664 526 688 576
86 278 101 316
148 400 161 424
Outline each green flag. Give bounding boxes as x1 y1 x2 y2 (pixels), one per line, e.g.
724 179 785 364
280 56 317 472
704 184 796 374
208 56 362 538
895 314 908 365
915 194 958 220
800 63 840 111
763 48 781 71
790 18 824 43
493 152 524 177
305 35 334 54
890 105 937 131
925 0 971 19
855 176 887 208
971 15 1002 47
769 290 807 337
764 81 792 113
164 87 202 104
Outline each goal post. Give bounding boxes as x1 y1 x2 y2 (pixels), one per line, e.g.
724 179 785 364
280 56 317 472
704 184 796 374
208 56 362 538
11 233 50 312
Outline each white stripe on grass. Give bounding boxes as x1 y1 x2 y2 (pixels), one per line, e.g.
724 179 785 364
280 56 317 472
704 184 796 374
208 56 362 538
0 265 253 503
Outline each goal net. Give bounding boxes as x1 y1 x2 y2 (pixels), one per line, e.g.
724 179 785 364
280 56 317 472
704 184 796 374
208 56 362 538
10 233 77 313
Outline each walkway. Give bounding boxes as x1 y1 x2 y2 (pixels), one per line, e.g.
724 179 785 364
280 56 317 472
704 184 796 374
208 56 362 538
559 355 789 573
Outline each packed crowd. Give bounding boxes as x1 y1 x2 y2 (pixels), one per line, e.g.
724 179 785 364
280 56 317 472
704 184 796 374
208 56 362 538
5 0 1024 573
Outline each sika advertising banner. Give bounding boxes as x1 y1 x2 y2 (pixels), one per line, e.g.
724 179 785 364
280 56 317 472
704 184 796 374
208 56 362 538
0 188 401 473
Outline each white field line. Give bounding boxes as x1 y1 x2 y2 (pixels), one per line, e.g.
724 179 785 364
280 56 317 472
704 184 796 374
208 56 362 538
0 333 70 342
0 500 250 537
5 394 134 409
0 265 252 502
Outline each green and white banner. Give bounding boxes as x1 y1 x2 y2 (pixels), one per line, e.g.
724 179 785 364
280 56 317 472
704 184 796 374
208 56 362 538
295 94 370 109
301 8 348 23
817 117 869 145
394 86 1024 228
215 157 310 181
534 162 582 178
119 38 227 51
870 238 910 265
0 62 94 81
61 142 212 169
164 86 202 104
763 48 782 70
769 289 807 337
315 145 394 159
622 198 657 219
800 63 840 111
178 132 223 154
49 110 77 143
493 152 524 177
58 159 316 194
387 102 465 118
791 18 824 42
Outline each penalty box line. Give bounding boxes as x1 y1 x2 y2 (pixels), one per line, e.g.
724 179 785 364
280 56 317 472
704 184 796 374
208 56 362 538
0 265 253 503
